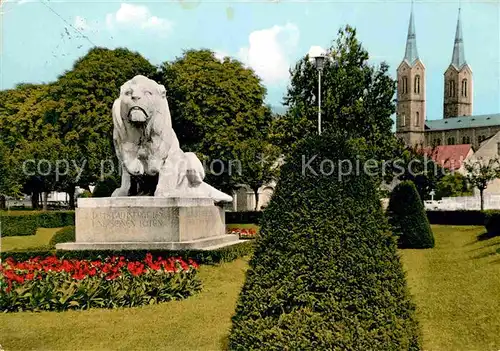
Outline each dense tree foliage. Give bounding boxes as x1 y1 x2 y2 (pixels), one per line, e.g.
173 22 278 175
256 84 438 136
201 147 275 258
272 25 397 160
233 139 281 210
158 49 275 192
229 132 421 350
435 172 471 199
464 158 500 210
0 48 157 208
387 180 435 249
1 47 280 205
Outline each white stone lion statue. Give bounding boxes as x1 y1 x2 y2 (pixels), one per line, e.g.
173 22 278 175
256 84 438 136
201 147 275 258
111 75 232 203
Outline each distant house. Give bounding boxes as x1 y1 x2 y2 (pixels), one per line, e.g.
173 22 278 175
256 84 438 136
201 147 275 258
422 144 474 174
466 131 500 195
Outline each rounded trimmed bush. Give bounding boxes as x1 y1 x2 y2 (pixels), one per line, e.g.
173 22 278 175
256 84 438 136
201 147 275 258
49 226 75 249
387 181 435 249
228 133 421 350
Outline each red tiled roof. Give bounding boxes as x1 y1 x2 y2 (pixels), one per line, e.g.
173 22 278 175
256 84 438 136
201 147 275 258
422 144 472 171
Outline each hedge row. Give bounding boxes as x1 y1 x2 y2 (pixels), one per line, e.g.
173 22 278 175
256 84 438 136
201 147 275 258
225 211 262 224
484 210 500 235
48 226 76 249
0 211 75 237
0 240 255 265
425 211 485 225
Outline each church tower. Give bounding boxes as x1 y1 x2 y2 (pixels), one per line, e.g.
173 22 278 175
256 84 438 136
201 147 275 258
443 8 473 118
396 5 426 147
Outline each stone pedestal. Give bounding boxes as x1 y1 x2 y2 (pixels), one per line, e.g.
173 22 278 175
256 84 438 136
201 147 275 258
56 197 240 251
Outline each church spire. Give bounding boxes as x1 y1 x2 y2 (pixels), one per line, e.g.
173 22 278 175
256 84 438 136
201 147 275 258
403 3 419 65
451 7 466 68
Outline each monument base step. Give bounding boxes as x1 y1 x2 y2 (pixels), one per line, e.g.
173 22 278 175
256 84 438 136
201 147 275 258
55 234 241 251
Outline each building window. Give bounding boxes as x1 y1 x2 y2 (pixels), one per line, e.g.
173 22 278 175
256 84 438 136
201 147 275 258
414 75 421 94
401 113 406 127
447 137 455 145
402 76 408 94
415 111 420 127
462 136 470 144
448 80 456 97
478 135 486 144
437 138 441 145
462 79 468 97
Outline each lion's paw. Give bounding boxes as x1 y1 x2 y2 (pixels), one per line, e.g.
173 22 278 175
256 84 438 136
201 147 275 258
146 158 163 175
112 187 129 197
126 158 144 176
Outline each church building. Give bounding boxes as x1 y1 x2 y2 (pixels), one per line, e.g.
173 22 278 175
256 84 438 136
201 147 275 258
395 6 500 150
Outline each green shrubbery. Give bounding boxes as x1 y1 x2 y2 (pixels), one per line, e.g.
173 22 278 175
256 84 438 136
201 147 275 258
229 134 421 350
483 210 500 236
92 177 119 198
49 226 76 249
0 241 255 265
0 211 75 237
387 181 435 249
0 214 38 237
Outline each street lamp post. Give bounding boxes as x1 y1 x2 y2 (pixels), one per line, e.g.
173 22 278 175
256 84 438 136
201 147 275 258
309 46 327 135
314 56 325 135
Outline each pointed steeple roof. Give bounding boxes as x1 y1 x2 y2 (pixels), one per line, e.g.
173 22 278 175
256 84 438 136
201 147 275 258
451 8 466 69
403 4 419 66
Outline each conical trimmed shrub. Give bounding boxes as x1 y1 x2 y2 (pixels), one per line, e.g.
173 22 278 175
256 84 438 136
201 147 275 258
387 180 435 249
229 134 421 350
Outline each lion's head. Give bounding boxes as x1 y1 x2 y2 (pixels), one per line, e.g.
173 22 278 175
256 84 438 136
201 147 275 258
118 75 167 124
112 75 173 144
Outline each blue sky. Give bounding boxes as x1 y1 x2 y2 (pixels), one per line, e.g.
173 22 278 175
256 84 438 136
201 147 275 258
1 0 499 122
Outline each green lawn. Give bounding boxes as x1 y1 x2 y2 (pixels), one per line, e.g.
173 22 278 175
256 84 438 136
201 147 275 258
1 225 499 350
401 225 500 351
1 228 62 252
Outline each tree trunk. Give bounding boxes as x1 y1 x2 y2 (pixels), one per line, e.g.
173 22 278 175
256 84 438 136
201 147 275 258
254 188 260 211
480 188 484 211
31 191 40 209
0 195 6 210
67 185 76 209
42 192 48 211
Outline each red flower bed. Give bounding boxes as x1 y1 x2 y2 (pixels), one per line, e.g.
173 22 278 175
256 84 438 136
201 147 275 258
227 228 258 240
0 254 201 312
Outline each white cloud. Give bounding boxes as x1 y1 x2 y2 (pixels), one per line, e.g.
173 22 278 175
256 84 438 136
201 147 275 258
237 23 299 85
214 50 229 62
17 0 37 5
105 3 173 35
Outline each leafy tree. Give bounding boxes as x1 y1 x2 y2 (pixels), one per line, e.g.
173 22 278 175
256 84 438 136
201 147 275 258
229 132 421 350
0 141 23 209
234 139 281 210
272 25 397 160
435 172 471 199
0 84 57 209
158 49 273 192
464 158 500 210
387 180 435 249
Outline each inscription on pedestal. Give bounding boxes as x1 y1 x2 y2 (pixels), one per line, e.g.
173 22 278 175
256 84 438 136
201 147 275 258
75 203 223 244
91 210 166 228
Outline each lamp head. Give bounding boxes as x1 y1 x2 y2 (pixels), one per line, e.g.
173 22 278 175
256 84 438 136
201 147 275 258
308 45 328 71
